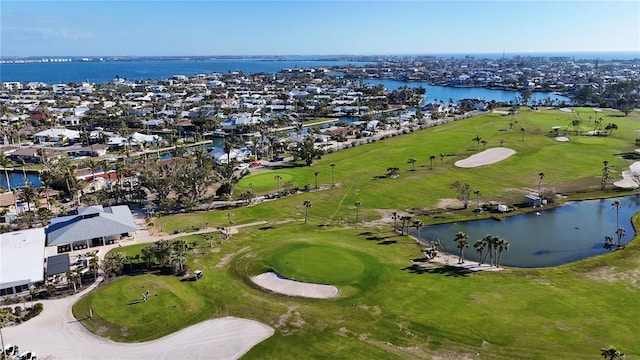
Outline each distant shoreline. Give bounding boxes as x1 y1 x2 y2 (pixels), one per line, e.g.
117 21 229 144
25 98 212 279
1 51 639 62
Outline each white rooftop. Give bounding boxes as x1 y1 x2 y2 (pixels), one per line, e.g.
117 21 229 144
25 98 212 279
0 228 46 289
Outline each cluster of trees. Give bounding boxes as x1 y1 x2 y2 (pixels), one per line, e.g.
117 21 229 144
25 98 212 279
573 80 639 114
452 231 510 267
100 239 190 281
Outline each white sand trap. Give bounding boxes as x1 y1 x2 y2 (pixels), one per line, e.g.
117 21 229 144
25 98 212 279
555 136 570 142
455 147 516 168
251 272 339 299
559 107 573 112
3 296 273 360
613 161 640 189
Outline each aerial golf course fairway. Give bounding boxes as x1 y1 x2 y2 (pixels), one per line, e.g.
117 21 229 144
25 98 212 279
75 108 640 359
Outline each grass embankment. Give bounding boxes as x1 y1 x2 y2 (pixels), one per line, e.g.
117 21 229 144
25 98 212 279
73 108 640 358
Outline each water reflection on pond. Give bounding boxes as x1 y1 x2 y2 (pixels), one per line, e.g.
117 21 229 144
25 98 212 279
416 196 640 268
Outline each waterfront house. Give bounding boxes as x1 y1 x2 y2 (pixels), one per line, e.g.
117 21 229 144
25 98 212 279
66 144 110 158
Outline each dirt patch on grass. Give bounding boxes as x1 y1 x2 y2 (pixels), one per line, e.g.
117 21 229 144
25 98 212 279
215 246 250 268
361 209 397 227
437 198 463 209
582 266 640 286
360 304 382 316
96 325 108 336
273 305 305 335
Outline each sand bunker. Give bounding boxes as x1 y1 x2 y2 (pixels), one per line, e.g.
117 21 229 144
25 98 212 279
3 296 273 360
613 161 640 189
251 272 339 299
555 136 570 142
455 147 516 168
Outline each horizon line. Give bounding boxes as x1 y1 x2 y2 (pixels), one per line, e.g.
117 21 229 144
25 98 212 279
2 50 640 59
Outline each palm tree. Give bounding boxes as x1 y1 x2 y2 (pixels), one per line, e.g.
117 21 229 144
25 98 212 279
354 201 362 223
223 141 233 166
472 134 482 152
88 159 99 193
0 155 12 192
440 152 445 165
600 346 625 359
274 175 282 197
391 211 398 230
20 183 37 212
407 158 416 171
603 235 615 250
429 155 436 170
453 231 469 264
399 215 412 235
473 237 488 265
314 171 320 189
20 159 28 186
601 160 610 190
605 123 618 136
386 167 400 178
411 219 423 243
520 127 526 141
303 200 312 224
538 172 546 197
40 177 53 210
474 190 481 209
612 200 621 233
615 227 626 248
496 237 510 267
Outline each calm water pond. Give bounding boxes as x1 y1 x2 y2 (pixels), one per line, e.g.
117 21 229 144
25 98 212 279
415 196 639 268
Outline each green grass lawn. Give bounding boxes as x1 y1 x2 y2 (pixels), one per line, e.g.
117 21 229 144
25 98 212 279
73 108 640 359
265 242 368 284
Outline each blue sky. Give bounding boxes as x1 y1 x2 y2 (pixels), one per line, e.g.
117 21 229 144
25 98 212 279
2 1 639 57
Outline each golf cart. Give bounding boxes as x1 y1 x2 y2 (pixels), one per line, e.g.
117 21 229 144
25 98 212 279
1 344 19 358
16 350 37 360
193 270 203 281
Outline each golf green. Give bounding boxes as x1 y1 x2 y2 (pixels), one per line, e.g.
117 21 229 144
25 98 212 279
266 243 366 284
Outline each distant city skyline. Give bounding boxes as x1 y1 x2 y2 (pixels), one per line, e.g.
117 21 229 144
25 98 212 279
2 1 639 57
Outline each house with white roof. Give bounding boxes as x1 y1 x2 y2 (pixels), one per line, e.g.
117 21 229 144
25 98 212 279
33 128 80 143
208 147 252 164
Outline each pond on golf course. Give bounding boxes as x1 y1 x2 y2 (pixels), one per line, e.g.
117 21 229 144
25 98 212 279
415 195 640 268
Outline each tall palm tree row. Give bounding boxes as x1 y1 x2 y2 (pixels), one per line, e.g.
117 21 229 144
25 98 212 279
473 235 510 267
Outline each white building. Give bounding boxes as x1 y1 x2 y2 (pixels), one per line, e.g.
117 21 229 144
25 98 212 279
0 228 46 296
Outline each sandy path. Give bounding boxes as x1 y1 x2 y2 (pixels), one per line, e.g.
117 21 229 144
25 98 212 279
251 272 339 299
3 288 273 360
454 147 516 168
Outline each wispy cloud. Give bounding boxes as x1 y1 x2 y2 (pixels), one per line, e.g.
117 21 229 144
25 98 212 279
31 27 93 40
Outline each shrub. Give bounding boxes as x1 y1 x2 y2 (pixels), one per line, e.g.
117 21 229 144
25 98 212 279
22 303 44 322
13 306 22 316
539 189 557 204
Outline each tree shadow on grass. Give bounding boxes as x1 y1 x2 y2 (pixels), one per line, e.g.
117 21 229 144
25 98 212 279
377 240 397 245
268 163 307 170
402 264 472 277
